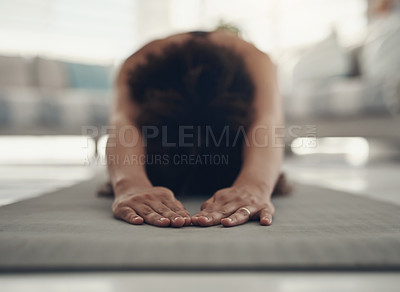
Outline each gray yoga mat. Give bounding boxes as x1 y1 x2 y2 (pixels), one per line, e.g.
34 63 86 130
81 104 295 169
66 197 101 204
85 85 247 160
1 171 400 271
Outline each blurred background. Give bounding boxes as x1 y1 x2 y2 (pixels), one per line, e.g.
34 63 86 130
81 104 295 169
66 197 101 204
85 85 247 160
0 0 399 206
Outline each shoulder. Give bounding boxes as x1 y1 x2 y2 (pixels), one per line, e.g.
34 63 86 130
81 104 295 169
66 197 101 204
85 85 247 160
209 31 275 72
210 31 269 56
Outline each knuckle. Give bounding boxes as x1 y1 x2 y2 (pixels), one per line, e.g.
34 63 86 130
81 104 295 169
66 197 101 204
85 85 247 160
129 196 141 203
248 197 257 205
142 193 153 201
229 214 239 221
154 187 174 196
177 210 189 217
121 210 132 219
216 193 229 201
155 206 170 214
220 208 229 216
112 201 125 213
161 193 175 201
170 206 182 212
196 211 207 218
233 196 242 203
242 189 252 196
116 207 131 219
140 206 153 216
206 214 215 222
158 193 170 200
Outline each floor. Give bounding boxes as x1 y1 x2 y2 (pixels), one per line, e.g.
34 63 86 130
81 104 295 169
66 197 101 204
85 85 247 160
1 155 400 207
283 156 400 206
0 155 400 291
1 272 399 292
0 165 94 206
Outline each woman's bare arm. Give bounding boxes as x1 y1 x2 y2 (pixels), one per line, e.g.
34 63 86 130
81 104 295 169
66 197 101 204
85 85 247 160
106 62 152 193
107 41 191 227
228 52 284 225
192 37 284 227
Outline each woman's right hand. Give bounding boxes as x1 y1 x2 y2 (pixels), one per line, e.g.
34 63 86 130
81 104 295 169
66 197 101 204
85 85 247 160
112 186 191 227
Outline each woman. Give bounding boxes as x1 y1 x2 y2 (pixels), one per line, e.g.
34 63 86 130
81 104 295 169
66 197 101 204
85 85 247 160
104 30 289 228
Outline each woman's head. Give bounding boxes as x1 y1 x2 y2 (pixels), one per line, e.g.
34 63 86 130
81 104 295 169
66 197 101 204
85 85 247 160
128 38 255 138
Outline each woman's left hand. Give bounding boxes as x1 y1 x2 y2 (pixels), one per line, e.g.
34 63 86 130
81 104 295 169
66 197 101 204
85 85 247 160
191 183 274 227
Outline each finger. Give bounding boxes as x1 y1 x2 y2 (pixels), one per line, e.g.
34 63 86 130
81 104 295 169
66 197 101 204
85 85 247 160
191 210 215 226
192 198 223 226
149 201 186 227
200 197 214 210
221 206 254 227
191 213 213 226
115 206 144 225
162 200 191 226
191 208 217 226
259 208 273 226
190 214 202 226
134 204 170 227
192 203 238 226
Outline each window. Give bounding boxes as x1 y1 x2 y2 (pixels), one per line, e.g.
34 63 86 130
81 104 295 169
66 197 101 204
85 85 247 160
0 0 367 63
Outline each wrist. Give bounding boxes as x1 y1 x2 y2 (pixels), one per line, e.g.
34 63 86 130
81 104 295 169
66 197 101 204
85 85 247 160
113 174 152 196
233 173 273 196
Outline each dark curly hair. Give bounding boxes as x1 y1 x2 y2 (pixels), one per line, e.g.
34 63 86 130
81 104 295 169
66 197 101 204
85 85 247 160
128 38 255 134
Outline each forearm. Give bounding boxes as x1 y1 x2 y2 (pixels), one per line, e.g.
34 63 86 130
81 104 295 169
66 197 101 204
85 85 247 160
232 49 284 196
233 118 284 195
106 116 152 195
